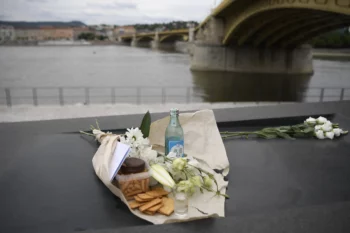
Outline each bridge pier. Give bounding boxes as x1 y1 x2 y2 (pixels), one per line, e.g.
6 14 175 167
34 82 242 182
190 44 313 74
131 39 151 48
191 17 313 74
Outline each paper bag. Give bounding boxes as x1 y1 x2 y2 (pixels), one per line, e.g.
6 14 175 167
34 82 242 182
92 109 230 224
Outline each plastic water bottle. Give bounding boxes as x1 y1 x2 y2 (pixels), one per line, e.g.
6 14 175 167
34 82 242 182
165 108 184 157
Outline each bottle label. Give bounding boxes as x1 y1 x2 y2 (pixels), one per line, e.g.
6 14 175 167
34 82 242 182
168 140 184 158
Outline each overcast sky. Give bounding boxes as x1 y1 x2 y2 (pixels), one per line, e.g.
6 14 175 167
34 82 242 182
0 0 221 25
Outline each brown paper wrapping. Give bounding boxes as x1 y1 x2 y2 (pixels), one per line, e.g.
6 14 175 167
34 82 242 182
92 109 229 224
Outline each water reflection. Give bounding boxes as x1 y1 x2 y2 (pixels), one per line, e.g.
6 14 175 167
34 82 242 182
191 71 312 102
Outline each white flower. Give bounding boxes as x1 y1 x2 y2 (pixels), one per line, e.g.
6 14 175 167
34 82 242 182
155 156 165 164
172 158 187 171
315 125 322 131
203 176 213 189
190 176 203 187
325 131 335 140
125 127 143 142
325 120 332 126
140 147 157 163
305 117 317 125
317 116 328 124
333 128 343 137
321 123 333 132
315 130 325 139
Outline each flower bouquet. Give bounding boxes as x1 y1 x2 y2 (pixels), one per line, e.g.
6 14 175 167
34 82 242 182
221 116 348 140
81 110 229 224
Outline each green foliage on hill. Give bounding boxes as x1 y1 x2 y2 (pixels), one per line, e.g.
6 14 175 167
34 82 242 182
133 21 199 32
0 21 86 29
77 33 107 41
78 32 96 40
310 29 350 48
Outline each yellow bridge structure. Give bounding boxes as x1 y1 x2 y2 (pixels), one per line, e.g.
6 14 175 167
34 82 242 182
119 0 350 74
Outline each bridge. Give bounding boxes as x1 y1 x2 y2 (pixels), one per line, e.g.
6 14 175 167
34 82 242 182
119 0 350 74
118 29 193 50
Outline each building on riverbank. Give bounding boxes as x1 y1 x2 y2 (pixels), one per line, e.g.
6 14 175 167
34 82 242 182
15 27 74 41
113 26 136 37
0 25 15 41
73 27 92 40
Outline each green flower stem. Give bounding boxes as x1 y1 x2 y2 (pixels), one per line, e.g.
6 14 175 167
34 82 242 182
79 131 95 137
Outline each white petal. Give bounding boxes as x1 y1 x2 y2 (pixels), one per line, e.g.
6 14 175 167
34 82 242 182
333 128 342 137
321 124 333 132
315 125 322 131
315 130 325 139
317 116 327 124
305 117 316 124
325 132 335 140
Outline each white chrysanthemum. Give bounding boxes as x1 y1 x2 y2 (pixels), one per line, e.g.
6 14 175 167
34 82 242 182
140 147 157 163
315 130 325 139
125 127 144 142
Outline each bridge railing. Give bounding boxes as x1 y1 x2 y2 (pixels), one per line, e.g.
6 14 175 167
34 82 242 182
0 86 349 107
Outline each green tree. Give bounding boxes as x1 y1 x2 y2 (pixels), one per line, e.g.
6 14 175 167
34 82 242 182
78 32 96 40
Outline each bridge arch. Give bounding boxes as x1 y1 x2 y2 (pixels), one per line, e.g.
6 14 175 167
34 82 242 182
159 34 187 43
221 0 350 47
136 36 154 42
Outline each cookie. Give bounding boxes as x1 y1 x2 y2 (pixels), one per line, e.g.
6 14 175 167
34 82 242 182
158 197 174 216
145 189 169 198
128 200 143 209
137 193 154 201
139 198 162 212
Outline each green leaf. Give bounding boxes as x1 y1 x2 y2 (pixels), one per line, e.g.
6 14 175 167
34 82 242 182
140 111 151 138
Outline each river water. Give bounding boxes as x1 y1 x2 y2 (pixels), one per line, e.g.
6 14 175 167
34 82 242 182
0 45 349 106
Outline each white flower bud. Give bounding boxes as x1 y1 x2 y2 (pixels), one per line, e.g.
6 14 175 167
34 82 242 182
203 176 213 189
315 125 322 131
315 130 325 139
333 128 342 137
190 176 203 187
305 117 317 125
325 131 335 140
321 123 333 132
172 158 187 171
317 116 327 124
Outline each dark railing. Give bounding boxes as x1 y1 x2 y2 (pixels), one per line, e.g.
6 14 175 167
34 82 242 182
0 86 349 107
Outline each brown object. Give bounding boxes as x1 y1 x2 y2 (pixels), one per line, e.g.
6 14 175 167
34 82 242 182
146 189 169 198
137 193 154 201
126 190 143 197
128 201 144 209
147 203 163 213
139 198 162 212
121 158 145 174
119 178 150 198
158 197 174 216
134 196 150 203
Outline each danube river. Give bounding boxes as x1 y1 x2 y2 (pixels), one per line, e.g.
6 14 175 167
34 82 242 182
0 45 349 106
